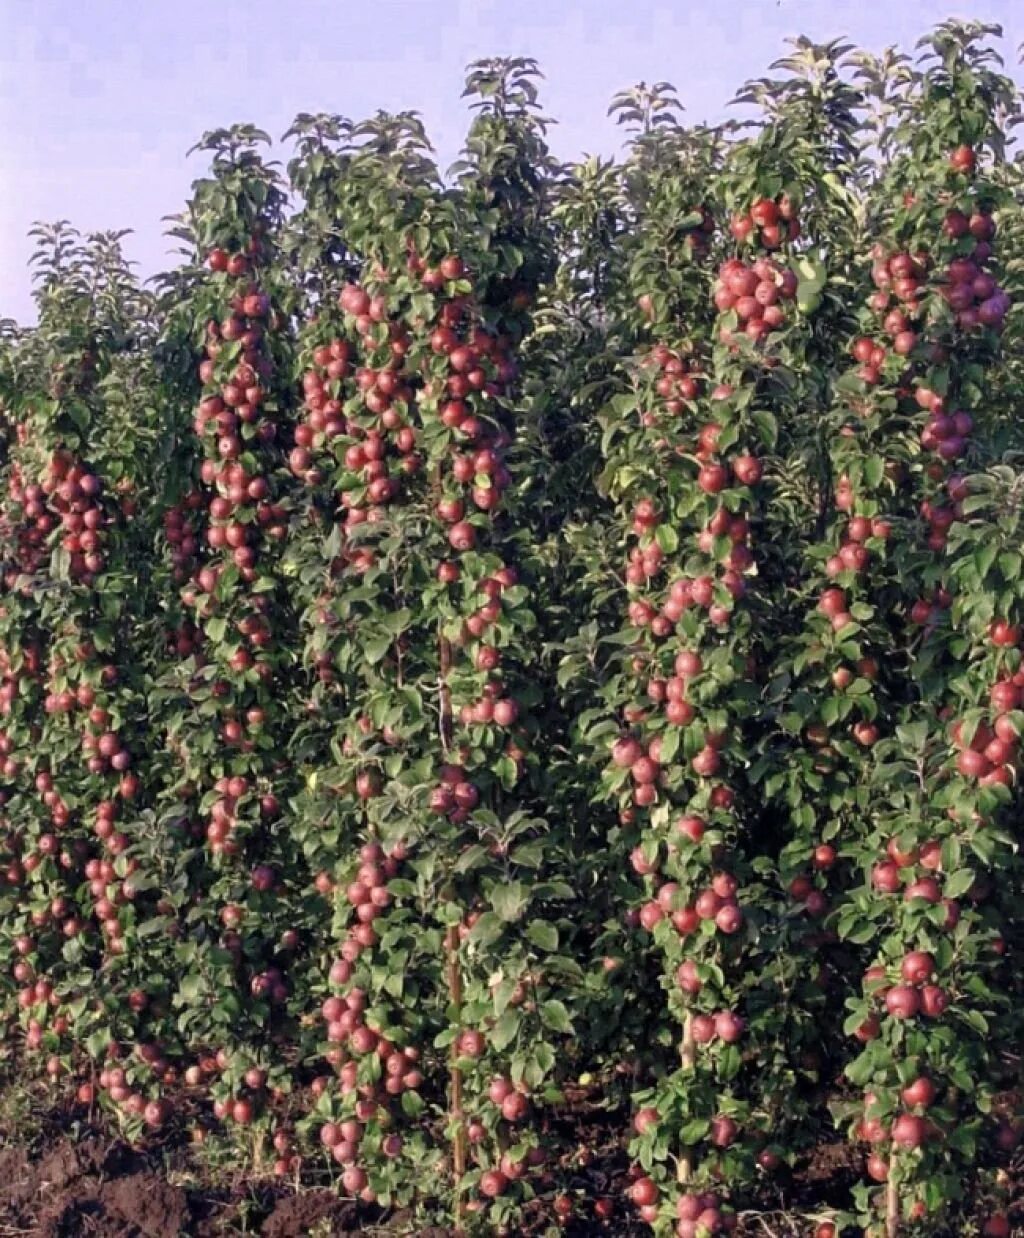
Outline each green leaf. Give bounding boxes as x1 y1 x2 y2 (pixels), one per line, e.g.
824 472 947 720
678 1118 710 1145
752 411 778 449
491 882 529 923
205 616 227 643
525 921 559 951
943 868 975 899
454 845 488 874
490 1008 522 1051
401 1089 424 1117
539 999 573 1033
863 456 885 489
177 973 203 1002
658 728 680 763
467 912 503 947
962 1009 988 1034
362 634 392 664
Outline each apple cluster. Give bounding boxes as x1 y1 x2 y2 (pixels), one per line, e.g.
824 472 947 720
826 144 1021 1231
950 672 1021 786
612 240 771 1223
0 460 53 577
461 1073 543 1203
637 344 702 426
728 195 801 249
1 448 110 588
188 243 287 822
627 1170 737 1235
714 256 799 344
163 489 204 584
630 844 745 943
869 209 1009 337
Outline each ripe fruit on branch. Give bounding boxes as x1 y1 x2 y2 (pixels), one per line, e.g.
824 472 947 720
949 144 976 173
900 951 935 985
892 1113 927 1149
629 1175 658 1207
885 985 921 1019
698 464 728 495
732 455 763 486
480 1169 509 1198
989 620 1021 648
902 1077 936 1109
710 1114 739 1147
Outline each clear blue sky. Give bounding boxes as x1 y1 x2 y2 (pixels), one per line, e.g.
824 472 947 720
2 0 1021 325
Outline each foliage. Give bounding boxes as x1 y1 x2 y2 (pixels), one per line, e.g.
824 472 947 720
0 23 1022 1238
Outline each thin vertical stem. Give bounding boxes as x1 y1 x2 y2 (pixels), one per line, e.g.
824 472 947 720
886 1166 899 1238
447 923 467 1225
439 627 464 1224
439 632 453 753
678 1012 696 1183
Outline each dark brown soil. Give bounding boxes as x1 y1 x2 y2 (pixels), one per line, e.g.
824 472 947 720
260 1190 361 1237
0 1130 355 1238
0 1138 185 1238
0 1105 1017 1237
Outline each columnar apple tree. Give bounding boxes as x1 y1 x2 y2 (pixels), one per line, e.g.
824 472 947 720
0 22 1021 1238
278 65 576 1229
817 27 1023 1238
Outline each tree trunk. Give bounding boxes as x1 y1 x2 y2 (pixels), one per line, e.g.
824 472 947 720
677 1012 696 1183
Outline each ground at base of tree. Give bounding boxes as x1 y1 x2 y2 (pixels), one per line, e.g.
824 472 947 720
0 1095 1017 1236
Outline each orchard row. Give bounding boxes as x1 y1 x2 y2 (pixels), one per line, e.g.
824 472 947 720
0 26 1022 1238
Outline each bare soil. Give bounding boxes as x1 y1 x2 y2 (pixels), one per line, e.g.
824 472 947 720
0 1100 1017 1237
0 1131 357 1238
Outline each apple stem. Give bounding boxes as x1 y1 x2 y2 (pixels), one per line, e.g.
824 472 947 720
886 1165 900 1238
